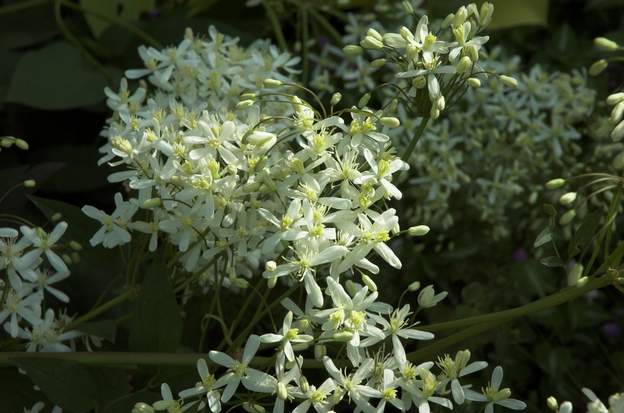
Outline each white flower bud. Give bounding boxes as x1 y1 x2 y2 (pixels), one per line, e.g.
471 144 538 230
408 225 430 236
142 198 162 208
399 26 412 40
418 285 435 307
358 93 371 107
453 6 467 27
361 273 377 292
606 92 624 106
480 2 494 26
132 403 155 413
343 45 363 56
408 281 421 292
69 241 83 251
499 75 518 88
380 117 400 128
330 92 342 106
546 397 558 411
366 28 383 42
402 0 414 14
265 260 277 272
299 376 310 393
594 37 619 51
240 92 256 100
23 179 36 188
384 33 405 48
612 120 624 141
51 212 63 222
559 401 573 413
559 209 576 226
559 192 577 206
467 77 481 88
62 254 72 264
277 382 288 400
263 78 282 87
267 277 277 289
441 13 455 29
331 330 354 342
314 344 327 359
611 101 624 124
589 59 608 76
412 75 426 89
360 36 384 49
456 56 472 74
545 178 566 189
567 263 584 286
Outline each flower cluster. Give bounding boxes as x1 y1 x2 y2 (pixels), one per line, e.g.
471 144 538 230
547 388 624 413
0 222 81 351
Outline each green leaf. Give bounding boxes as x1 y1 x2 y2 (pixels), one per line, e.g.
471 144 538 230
90 369 131 408
6 42 109 109
129 255 182 352
534 227 552 249
540 255 563 268
80 0 155 38
14 358 98 413
488 0 549 30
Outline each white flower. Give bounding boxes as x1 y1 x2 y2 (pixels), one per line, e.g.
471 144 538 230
82 193 137 248
465 366 526 413
20 222 69 275
260 311 313 361
179 359 221 413
210 335 261 402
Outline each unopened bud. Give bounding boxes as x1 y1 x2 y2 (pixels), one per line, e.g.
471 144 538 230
613 151 624 169
132 403 154 413
606 92 624 106
277 382 288 400
594 37 619 51
380 117 400 128
233 277 249 289
51 212 63 222
142 198 161 208
589 59 608 76
412 75 426 89
314 344 327 359
0 137 12 148
408 281 421 292
611 101 624 124
559 401 573 413
559 192 577 206
545 178 566 190
263 78 283 87
567 263 584 286
267 277 277 289
408 225 430 236
371 58 386 68
499 75 518 88
358 93 371 107
559 209 576 226
402 0 414 14
361 274 377 292
467 77 481 88
240 92 256 100
360 36 384 49
330 92 342 106
69 241 82 251
345 280 358 296
236 99 255 109
456 56 472 74
480 2 494 26
23 179 36 188
15 138 29 150
242 402 266 413
331 330 354 342
612 120 624 141
265 260 277 272
546 397 558 411
366 28 383 42
343 45 363 56
299 375 310 393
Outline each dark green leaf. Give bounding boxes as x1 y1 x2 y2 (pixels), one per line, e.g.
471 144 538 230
534 226 552 249
80 0 155 37
13 358 97 413
568 211 601 258
90 369 131 408
129 255 182 352
6 42 110 109
78 319 118 342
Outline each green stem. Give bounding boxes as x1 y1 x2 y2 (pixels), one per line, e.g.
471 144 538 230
401 116 430 162
262 0 288 51
64 288 138 332
0 0 49 16
417 274 613 334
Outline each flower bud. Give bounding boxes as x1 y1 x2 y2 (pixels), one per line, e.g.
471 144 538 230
545 178 566 189
232 277 249 289
360 36 384 49
408 281 421 292
51 212 63 222
361 273 377 292
62 254 72 264
589 59 608 76
263 78 283 87
380 117 400 128
314 344 327 359
480 2 494 26
345 280 358 296
267 277 277 289
343 45 363 56
142 198 162 208
594 37 619 51
366 28 383 42
408 225 430 236
23 179 36 188
499 75 518 88
467 77 481 88
453 6 467 27
299 375 310 393
371 58 386 68
546 397 558 411
606 92 624 106
265 260 277 272
277 382 288 400
613 151 624 170
559 192 577 206
243 402 266 413
559 401 573 413
402 0 414 14
456 56 472 74
236 99 255 109
330 92 342 106
412 75 426 89
69 241 83 251
240 92 256 100
132 403 154 413
559 209 576 226
418 285 435 307
611 101 624 124
0 137 13 147
15 138 29 150
331 330 354 342
612 120 624 141
441 13 455 29
567 263 583 286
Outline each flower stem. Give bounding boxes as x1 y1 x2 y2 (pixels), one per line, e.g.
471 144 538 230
401 116 430 162
64 287 138 332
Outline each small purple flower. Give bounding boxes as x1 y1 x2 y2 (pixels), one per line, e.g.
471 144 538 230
512 248 528 262
602 321 621 338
